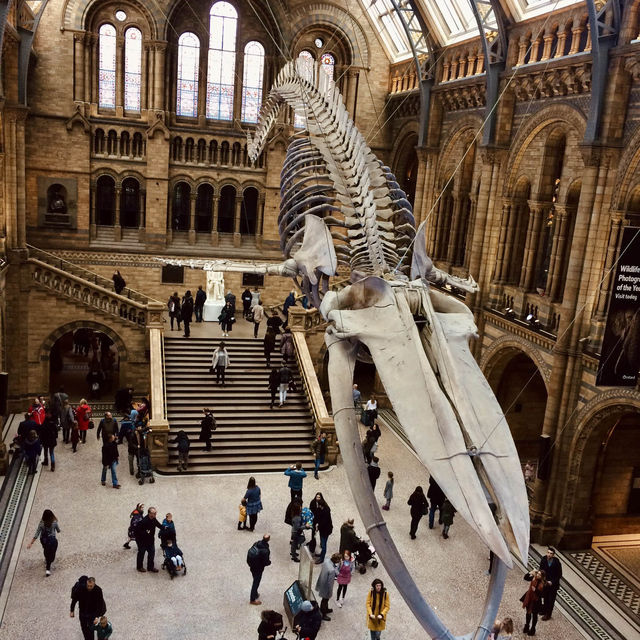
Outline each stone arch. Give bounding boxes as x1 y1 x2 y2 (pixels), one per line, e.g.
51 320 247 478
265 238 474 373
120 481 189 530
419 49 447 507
614 125 640 208
503 104 586 196
63 0 160 37
560 390 640 540
480 337 551 390
437 115 482 188
287 3 369 68
40 320 128 363
390 120 418 172
117 169 146 188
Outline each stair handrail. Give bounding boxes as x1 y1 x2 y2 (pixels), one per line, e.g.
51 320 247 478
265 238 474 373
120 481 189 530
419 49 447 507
26 244 160 305
291 331 334 434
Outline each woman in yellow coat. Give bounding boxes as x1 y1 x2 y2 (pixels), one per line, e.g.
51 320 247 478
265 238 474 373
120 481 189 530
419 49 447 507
366 578 390 639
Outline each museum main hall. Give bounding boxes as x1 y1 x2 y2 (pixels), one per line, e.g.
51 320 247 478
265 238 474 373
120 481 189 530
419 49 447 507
0 0 638 638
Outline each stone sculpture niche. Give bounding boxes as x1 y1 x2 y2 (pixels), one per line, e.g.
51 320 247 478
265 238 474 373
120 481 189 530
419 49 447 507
160 60 529 640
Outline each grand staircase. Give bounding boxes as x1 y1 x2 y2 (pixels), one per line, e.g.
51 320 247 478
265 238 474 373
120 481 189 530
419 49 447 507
163 336 318 473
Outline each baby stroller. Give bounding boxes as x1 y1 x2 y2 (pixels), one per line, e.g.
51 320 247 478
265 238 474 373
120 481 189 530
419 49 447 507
136 446 155 485
161 544 187 579
353 538 379 574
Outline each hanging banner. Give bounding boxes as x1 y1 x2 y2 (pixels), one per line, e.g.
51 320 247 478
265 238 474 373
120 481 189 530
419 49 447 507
596 226 640 387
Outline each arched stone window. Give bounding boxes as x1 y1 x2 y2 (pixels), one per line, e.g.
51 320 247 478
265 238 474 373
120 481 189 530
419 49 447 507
177 32 200 117
98 24 117 108
124 27 142 111
218 184 236 233
197 139 207 163
120 177 140 228
320 52 335 96
294 50 315 129
96 175 116 225
172 137 184 162
507 179 531 284
132 132 144 157
241 41 265 123
220 141 230 164
196 184 214 232
241 186 259 234
94 129 105 154
207 2 237 121
120 131 130 156
209 140 218 164
185 138 195 162
107 130 118 155
172 182 191 230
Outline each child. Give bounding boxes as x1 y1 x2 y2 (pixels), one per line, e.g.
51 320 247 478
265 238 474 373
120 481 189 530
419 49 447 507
164 539 185 578
92 616 113 639
382 471 394 510
160 513 177 547
336 549 354 607
238 498 248 530
124 503 144 549
70 423 80 453
441 498 456 539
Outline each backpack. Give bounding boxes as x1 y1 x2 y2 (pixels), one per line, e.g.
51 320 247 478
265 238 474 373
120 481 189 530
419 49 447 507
246 542 261 566
177 435 190 453
71 575 88 601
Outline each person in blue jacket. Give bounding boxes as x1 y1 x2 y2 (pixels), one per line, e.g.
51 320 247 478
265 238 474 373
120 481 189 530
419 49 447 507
284 462 307 501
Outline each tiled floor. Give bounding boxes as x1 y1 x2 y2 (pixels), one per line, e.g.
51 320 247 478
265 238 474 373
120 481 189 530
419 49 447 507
0 418 584 639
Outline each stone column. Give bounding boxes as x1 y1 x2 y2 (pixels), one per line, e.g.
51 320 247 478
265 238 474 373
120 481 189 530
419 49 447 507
188 192 197 245
84 33 94 107
256 193 265 248
554 29 568 58
210 195 219 246
147 304 170 468
154 43 167 113
233 196 243 247
114 187 122 241
519 202 543 290
540 33 554 61
494 200 512 283
115 35 125 117
545 206 569 300
90 35 99 106
463 194 478 271
90 184 97 239
594 212 624 318
74 33 86 103
446 193 463 264
138 190 146 243
568 26 583 55
346 69 359 119
141 42 150 111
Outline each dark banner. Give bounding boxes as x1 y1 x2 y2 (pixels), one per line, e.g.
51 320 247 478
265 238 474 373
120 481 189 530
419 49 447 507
596 226 640 387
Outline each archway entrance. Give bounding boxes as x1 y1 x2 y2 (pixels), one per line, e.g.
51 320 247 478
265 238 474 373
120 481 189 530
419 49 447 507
49 328 120 402
589 411 640 537
487 350 548 472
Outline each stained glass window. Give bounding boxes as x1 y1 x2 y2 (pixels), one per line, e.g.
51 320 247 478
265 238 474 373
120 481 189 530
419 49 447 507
241 41 264 123
124 28 142 111
320 52 335 97
206 2 237 121
99 24 117 108
177 32 200 117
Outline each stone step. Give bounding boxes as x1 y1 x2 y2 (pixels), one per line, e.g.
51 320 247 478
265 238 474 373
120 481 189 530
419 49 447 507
163 333 315 475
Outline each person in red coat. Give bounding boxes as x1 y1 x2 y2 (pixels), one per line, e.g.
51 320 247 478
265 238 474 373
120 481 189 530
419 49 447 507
75 399 92 444
520 569 546 636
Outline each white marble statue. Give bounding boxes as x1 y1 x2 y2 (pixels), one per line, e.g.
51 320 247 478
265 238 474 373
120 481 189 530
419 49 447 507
206 271 225 301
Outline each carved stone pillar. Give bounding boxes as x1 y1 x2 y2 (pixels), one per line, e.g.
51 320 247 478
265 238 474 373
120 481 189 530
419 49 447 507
540 34 554 61
554 29 568 58
84 33 95 106
154 43 167 112
516 36 528 66
568 27 583 55
463 194 477 271
74 33 86 102
114 187 122 241
115 35 125 116
141 43 150 111
494 200 512 283
138 190 146 243
545 206 569 300
210 195 219 246
90 184 97 239
475 53 484 74
519 202 543 290
256 193 265 248
442 61 451 82
446 193 463 264
594 212 624 317
188 193 197 245
91 35 99 105
346 69 359 119
233 197 243 247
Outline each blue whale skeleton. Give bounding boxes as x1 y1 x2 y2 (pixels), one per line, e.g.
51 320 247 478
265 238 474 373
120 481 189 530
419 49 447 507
164 60 530 639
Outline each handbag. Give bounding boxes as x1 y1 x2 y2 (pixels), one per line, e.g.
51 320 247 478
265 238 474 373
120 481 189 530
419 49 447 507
421 501 429 516
88 420 95 430
246 311 254 322
308 535 317 553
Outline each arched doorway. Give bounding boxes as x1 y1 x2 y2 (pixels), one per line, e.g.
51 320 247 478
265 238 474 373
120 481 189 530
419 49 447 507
487 349 548 470
584 410 640 538
48 328 120 402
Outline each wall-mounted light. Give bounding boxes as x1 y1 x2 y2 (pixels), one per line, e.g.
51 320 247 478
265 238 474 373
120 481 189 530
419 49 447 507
504 307 515 319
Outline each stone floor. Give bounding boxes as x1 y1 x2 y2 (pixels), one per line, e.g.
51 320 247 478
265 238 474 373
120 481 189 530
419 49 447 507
0 416 584 639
